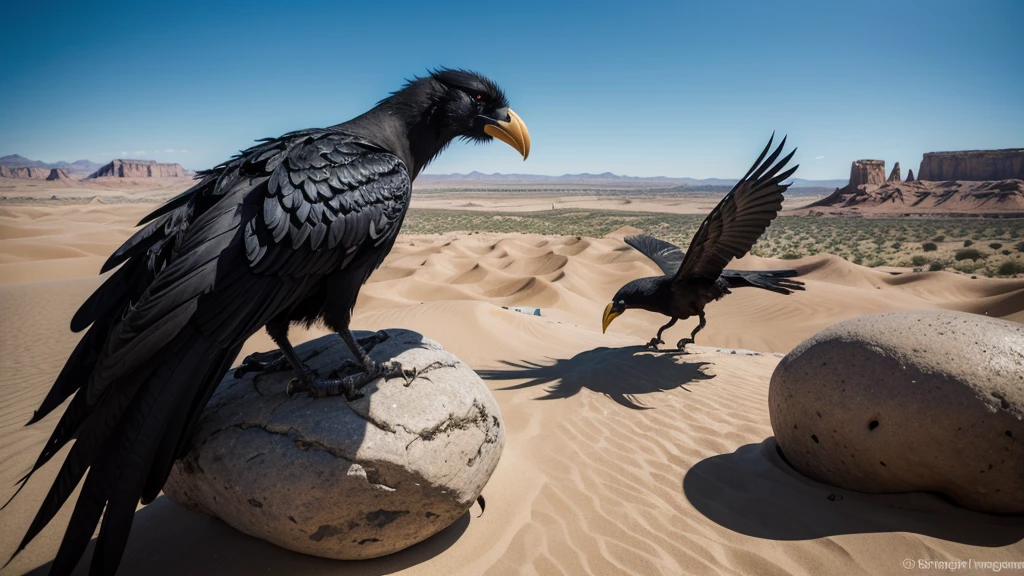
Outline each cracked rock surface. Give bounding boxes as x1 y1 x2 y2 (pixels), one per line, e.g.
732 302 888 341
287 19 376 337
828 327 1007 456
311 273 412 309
163 329 504 559
770 310 1024 514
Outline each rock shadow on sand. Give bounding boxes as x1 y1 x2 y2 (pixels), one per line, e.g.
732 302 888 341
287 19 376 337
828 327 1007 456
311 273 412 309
480 345 714 409
24 498 471 576
683 438 1024 547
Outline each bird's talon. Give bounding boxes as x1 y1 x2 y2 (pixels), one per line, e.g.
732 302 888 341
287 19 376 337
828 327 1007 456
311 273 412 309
286 377 308 398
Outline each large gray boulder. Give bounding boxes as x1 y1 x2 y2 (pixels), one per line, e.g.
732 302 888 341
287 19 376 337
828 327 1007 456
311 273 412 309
163 329 504 559
769 310 1024 514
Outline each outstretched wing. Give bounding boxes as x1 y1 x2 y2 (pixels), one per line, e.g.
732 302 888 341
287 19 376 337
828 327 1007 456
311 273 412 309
675 135 797 283
9 129 411 575
624 234 684 276
720 269 805 295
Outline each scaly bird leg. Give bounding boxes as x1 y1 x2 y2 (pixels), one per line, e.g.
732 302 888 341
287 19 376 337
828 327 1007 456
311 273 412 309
287 330 410 400
647 317 677 349
234 319 319 386
676 312 707 352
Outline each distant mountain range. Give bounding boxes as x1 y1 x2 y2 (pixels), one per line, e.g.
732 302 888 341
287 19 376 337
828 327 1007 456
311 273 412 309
0 155 847 189
417 171 846 189
0 154 105 176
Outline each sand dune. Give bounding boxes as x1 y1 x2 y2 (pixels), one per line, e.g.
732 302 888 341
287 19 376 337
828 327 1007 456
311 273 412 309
0 204 1021 575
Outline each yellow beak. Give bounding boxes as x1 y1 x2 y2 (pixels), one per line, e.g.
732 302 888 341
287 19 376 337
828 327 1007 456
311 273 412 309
484 109 531 160
602 303 621 334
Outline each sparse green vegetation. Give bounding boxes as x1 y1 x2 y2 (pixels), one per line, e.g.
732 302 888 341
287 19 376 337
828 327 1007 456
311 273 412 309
998 261 1024 276
955 248 985 261
989 243 1003 250
401 209 1024 277
911 255 928 266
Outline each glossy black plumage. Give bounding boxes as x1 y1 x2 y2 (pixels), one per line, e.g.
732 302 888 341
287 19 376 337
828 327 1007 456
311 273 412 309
606 135 803 348
623 234 805 296
7 68 522 576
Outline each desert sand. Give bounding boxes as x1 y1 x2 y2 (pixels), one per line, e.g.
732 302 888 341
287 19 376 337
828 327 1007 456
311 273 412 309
1 202 1022 575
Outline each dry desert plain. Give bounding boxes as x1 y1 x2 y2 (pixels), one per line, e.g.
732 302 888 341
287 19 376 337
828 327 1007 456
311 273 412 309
0 190 1023 575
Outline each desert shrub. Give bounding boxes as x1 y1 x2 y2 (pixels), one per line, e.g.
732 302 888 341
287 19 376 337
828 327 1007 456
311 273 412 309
998 261 1024 276
955 262 977 273
989 243 1003 249
963 240 973 247
955 248 984 261
869 258 886 268
1003 250 1012 255
1016 241 1024 252
928 261 945 272
932 235 945 242
922 242 937 252
890 242 902 250
911 255 928 266
780 253 801 260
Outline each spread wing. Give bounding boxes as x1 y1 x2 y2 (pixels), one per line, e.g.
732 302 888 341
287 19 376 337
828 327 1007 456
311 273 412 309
675 135 797 283
8 129 411 575
624 234 684 276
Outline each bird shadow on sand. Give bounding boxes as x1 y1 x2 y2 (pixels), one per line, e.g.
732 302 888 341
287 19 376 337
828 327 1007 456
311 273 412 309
479 345 714 409
683 438 1024 547
24 498 472 576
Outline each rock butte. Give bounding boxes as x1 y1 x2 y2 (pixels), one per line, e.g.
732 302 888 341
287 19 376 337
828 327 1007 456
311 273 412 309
919 149 1024 181
88 159 189 178
0 166 71 180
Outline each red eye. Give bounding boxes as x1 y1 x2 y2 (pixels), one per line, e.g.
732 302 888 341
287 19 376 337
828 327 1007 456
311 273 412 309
475 94 483 101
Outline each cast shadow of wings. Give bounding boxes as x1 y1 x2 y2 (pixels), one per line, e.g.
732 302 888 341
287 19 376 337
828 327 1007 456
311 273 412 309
479 345 715 409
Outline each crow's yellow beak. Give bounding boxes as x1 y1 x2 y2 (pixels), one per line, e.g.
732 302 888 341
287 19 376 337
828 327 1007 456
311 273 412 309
484 109 530 160
602 302 621 333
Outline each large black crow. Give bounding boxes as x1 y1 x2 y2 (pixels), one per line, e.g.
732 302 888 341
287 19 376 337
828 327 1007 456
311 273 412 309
5 69 529 575
601 136 803 350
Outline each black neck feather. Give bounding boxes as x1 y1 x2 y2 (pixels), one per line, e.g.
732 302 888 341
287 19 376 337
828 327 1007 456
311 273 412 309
336 78 456 179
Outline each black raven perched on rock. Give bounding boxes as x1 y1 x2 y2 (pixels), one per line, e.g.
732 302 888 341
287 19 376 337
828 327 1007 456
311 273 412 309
5 69 529 576
602 135 803 350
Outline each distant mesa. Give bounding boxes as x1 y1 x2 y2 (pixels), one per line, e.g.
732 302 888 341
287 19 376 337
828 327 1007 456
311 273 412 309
88 159 189 179
0 165 71 181
848 160 886 188
918 149 1024 181
886 162 901 182
804 149 1024 216
0 154 103 177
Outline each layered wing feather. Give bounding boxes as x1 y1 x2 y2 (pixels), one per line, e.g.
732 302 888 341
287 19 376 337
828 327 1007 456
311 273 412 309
8 128 411 576
624 235 684 276
675 135 798 283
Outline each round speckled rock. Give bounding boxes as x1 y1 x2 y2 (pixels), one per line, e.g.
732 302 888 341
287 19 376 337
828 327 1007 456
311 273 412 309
769 310 1024 514
163 329 504 559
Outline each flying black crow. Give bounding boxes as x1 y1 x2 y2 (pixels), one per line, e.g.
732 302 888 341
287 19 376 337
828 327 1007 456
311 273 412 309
5 69 530 576
601 136 803 350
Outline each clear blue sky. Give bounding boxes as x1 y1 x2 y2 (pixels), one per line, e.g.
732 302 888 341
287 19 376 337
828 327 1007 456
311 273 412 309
2 0 1021 180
